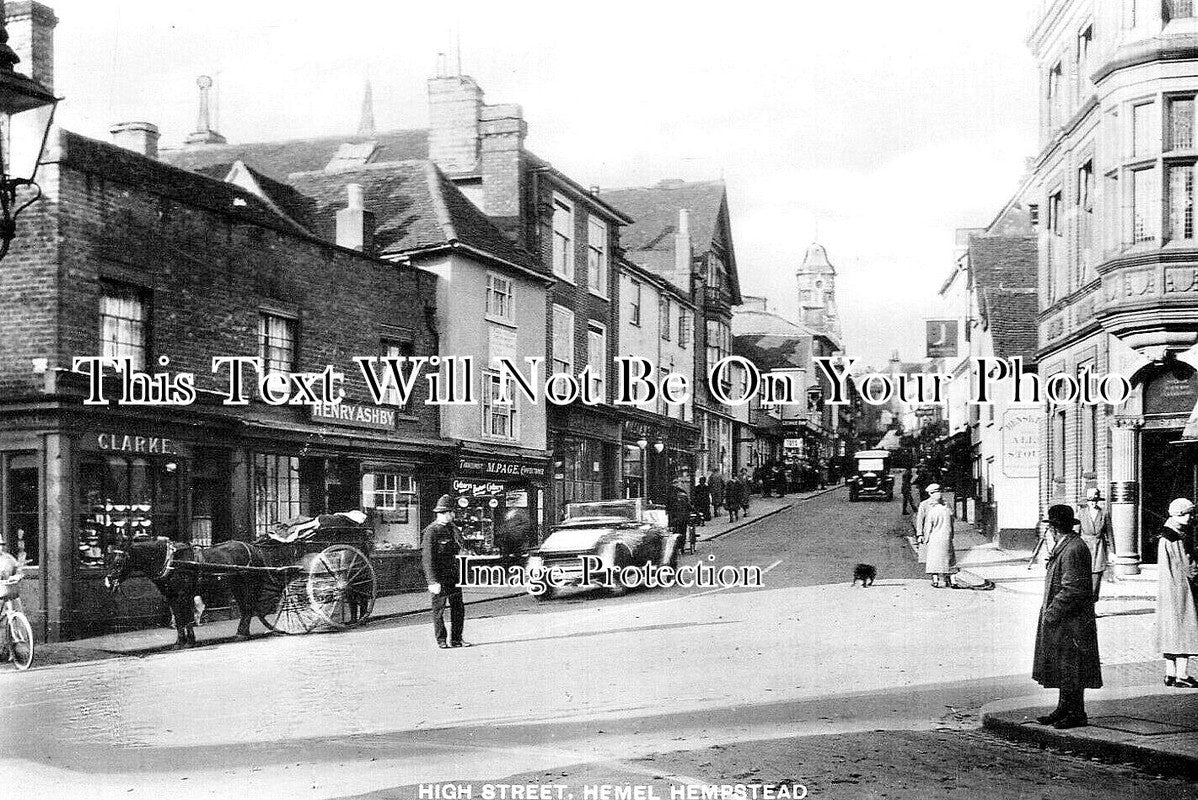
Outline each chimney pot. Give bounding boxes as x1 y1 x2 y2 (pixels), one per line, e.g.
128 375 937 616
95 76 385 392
110 122 160 159
347 183 364 210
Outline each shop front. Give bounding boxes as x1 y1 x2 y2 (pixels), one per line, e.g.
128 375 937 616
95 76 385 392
452 451 550 557
548 404 621 523
619 417 699 503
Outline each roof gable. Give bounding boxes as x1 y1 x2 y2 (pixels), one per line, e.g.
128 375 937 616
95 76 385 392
968 235 1037 290
979 288 1038 364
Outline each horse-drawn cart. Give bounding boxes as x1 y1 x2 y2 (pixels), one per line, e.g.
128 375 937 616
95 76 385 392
106 512 378 646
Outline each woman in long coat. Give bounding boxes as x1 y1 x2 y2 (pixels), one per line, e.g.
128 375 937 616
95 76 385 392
1155 498 1198 687
1033 504 1102 728
916 484 957 588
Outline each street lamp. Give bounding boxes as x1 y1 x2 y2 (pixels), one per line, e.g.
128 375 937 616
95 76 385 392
0 9 58 262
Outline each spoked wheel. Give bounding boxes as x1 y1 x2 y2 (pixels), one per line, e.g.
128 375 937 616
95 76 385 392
8 612 34 670
260 575 322 635
307 545 376 629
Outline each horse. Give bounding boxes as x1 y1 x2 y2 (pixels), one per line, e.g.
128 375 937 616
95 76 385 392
105 538 271 648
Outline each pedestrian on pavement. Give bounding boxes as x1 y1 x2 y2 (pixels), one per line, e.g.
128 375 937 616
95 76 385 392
916 484 957 587
724 475 743 522
901 467 917 515
1033 504 1102 728
1077 487 1115 601
421 494 469 649
739 468 752 516
1154 498 1198 688
709 470 726 521
0 545 22 663
666 477 692 545
692 477 711 523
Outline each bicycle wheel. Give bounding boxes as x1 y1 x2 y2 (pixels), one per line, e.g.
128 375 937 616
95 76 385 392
8 612 34 670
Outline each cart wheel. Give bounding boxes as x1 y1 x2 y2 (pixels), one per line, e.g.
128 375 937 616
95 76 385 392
308 545 376 629
8 611 34 670
260 575 322 635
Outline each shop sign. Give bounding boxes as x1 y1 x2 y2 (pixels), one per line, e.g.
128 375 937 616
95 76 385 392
311 401 396 430
1001 410 1041 478
93 433 179 455
454 480 505 497
457 455 549 481
1143 372 1198 416
783 438 802 449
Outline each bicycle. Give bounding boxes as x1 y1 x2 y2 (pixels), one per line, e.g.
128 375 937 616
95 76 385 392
1 573 34 670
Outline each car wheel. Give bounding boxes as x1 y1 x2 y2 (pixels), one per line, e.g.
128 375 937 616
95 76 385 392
605 548 631 597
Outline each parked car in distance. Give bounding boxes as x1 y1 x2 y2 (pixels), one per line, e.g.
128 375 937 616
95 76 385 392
847 449 894 502
525 498 682 600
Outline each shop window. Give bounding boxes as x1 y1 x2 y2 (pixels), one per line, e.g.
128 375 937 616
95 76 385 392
253 453 301 537
100 281 148 371
78 454 180 569
562 438 603 504
259 313 296 375
5 454 39 565
362 470 419 549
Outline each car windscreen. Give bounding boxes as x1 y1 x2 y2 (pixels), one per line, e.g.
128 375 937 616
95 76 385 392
856 458 885 472
566 501 638 521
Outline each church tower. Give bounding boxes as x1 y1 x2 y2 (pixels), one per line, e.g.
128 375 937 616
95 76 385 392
795 242 842 345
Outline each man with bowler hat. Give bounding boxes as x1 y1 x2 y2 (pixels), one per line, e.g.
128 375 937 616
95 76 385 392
1032 504 1102 728
1077 487 1115 601
421 494 469 649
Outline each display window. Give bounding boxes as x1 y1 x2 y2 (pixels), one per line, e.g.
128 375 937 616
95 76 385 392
78 454 180 569
4 453 39 565
361 470 420 550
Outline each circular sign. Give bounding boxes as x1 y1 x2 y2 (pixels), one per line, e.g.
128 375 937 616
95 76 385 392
488 498 499 509
456 497 470 508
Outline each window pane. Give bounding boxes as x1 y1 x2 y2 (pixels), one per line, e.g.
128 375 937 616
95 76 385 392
100 283 147 370
260 314 296 373
1134 168 1160 243
1170 165 1195 240
1133 102 1157 158
1171 98 1194 150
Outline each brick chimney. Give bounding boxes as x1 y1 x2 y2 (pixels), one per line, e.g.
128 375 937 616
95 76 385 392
479 102 525 219
110 122 160 159
336 183 375 254
3 1 57 92
427 74 483 174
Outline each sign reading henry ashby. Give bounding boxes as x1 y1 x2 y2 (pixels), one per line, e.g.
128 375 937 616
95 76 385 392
310 401 397 430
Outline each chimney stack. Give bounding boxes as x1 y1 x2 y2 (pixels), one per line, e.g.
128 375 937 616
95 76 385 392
427 74 483 174
336 183 375 254
674 208 692 290
110 122 160 159
3 2 57 93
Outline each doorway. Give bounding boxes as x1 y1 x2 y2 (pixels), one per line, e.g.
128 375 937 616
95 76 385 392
1140 428 1198 555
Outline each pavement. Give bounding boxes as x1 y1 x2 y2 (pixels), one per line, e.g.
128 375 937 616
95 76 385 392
901 511 1198 778
27 485 832 666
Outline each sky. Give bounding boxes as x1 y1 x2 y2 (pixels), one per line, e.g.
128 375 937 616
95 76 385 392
43 0 1041 368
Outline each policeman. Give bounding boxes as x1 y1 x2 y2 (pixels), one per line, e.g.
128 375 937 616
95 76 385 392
421 494 469 649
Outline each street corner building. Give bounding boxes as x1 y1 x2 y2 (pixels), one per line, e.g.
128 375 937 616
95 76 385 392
1024 0 1198 577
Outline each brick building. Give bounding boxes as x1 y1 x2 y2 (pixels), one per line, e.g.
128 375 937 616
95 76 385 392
0 125 452 641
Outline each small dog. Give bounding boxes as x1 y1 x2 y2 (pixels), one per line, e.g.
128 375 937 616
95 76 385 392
852 563 877 587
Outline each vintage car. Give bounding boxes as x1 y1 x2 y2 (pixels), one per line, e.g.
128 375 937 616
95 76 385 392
846 449 894 502
525 498 682 600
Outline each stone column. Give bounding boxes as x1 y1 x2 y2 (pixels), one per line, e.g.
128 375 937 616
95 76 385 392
1109 419 1141 575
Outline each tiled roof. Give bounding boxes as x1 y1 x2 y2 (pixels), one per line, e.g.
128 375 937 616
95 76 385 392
733 308 811 338
979 288 1038 364
732 333 811 372
286 161 539 271
52 130 314 238
598 179 740 302
160 128 429 182
599 180 727 254
968 235 1037 290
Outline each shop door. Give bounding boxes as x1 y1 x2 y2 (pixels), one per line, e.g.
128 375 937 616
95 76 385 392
1140 429 1198 553
191 449 230 545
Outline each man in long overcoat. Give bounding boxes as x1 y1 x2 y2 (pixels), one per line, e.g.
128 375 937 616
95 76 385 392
1077 487 1115 600
1033 504 1102 728
421 494 469 649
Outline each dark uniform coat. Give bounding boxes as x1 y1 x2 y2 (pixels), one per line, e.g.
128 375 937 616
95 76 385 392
420 520 462 588
1032 532 1103 690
